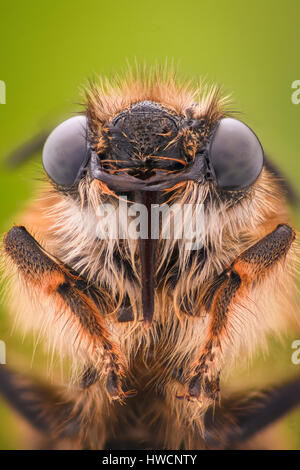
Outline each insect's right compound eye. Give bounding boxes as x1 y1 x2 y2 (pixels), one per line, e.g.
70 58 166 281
42 116 89 186
207 118 264 191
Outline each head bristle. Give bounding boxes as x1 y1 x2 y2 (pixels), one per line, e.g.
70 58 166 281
84 65 231 129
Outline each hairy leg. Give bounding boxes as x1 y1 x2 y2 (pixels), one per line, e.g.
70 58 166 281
185 224 296 401
3 225 126 399
204 377 300 449
0 366 79 441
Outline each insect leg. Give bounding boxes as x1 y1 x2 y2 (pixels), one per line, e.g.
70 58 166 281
3 127 55 167
187 224 296 401
204 377 300 448
264 155 298 205
3 225 126 400
0 365 79 440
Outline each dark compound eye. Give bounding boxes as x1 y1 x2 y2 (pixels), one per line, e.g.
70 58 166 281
42 116 89 186
207 118 264 191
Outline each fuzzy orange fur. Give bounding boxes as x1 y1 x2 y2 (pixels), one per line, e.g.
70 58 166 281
2 69 299 449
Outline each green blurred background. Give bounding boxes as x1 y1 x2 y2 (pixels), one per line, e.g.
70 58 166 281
0 0 300 449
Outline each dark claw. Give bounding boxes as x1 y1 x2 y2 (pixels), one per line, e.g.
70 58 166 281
188 374 202 398
106 370 123 399
106 371 137 400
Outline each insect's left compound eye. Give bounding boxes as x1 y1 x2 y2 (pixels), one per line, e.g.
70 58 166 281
207 118 264 190
42 116 89 186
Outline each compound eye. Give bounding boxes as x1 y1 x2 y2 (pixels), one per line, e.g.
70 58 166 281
208 118 264 190
42 116 89 186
